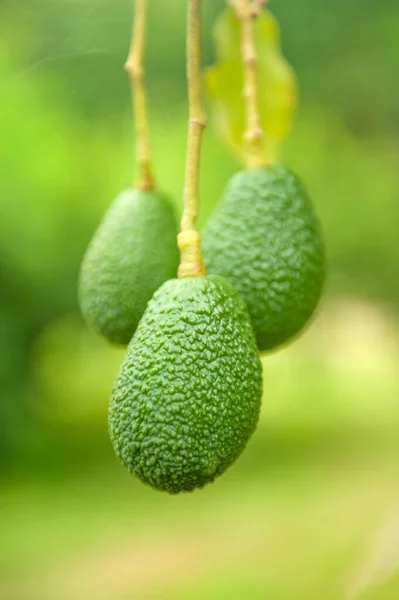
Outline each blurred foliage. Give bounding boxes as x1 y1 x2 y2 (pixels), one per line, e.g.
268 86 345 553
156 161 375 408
0 1 399 598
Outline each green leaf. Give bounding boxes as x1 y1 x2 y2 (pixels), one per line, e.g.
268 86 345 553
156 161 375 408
205 7 297 166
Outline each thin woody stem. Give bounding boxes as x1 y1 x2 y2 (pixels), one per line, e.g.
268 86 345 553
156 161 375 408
230 0 268 168
250 0 267 16
178 0 207 278
124 0 155 190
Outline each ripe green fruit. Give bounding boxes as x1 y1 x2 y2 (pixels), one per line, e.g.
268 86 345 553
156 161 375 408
79 188 179 345
109 275 263 494
201 165 325 352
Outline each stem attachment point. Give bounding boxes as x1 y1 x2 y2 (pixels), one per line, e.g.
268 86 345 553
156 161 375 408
178 231 205 278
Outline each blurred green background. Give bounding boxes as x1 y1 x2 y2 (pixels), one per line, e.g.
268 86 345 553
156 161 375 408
1 1 399 598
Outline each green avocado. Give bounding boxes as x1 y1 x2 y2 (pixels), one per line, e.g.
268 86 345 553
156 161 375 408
78 188 179 345
109 275 263 494
201 165 325 352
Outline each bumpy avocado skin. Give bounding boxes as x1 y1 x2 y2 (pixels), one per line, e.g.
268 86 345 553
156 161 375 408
201 165 325 352
78 188 179 345
109 275 263 494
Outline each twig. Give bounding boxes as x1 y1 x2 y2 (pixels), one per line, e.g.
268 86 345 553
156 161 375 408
230 0 268 168
178 0 207 278
250 0 267 17
124 0 155 190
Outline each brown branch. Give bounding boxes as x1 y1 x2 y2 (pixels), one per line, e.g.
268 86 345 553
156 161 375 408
178 0 207 279
229 0 268 168
124 0 155 190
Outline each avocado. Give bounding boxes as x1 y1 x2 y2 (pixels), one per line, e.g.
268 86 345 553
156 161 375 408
201 165 325 352
79 188 179 345
109 275 263 494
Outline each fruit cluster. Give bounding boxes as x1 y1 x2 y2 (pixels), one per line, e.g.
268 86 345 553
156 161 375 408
78 0 325 494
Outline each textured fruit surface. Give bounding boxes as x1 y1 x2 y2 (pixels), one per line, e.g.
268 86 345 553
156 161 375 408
201 165 325 352
79 188 179 345
109 275 262 494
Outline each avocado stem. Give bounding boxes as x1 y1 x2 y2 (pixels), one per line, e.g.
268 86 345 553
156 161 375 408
230 0 268 169
178 0 207 279
124 0 155 191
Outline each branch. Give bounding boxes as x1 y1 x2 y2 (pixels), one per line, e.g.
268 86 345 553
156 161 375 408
230 0 268 168
178 0 207 278
124 0 155 190
250 0 267 17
